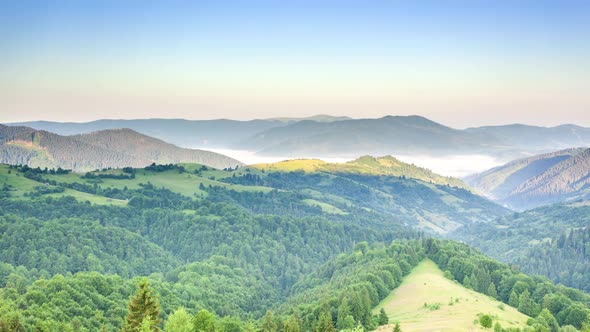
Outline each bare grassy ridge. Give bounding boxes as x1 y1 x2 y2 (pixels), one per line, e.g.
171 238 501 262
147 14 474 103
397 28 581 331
374 260 529 332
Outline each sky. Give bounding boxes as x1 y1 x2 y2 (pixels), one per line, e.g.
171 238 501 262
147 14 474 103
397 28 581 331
1 1 589 128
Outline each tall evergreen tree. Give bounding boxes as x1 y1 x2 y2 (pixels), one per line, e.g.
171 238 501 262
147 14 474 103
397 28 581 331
336 299 352 330
509 290 519 308
378 308 389 325
122 279 162 332
487 282 498 298
260 311 277 332
284 314 301 332
315 312 336 332
518 289 534 316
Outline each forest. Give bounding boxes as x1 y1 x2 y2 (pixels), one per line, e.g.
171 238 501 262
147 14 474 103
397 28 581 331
1 163 590 331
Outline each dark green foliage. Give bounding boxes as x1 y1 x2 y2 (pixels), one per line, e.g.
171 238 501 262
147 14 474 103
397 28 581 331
260 311 277 332
1 163 590 332
123 279 162 332
278 241 424 331
193 309 216 332
378 308 389 325
429 239 590 329
488 282 498 299
454 203 590 292
479 314 492 329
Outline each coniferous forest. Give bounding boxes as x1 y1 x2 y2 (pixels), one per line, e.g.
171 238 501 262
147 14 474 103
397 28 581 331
1 162 590 331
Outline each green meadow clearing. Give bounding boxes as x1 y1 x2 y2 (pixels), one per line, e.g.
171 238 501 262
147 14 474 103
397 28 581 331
374 260 529 332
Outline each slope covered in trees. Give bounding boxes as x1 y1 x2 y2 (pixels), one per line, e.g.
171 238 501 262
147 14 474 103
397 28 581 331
2 162 590 331
1 160 508 234
465 148 590 210
453 201 590 293
0 125 243 171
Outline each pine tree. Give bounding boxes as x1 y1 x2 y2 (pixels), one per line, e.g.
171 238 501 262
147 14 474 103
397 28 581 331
487 282 498 298
122 279 162 332
463 276 471 288
284 312 301 332
509 290 519 308
336 299 352 330
393 323 402 332
378 308 389 325
518 289 534 316
469 271 478 291
315 312 336 332
260 311 277 332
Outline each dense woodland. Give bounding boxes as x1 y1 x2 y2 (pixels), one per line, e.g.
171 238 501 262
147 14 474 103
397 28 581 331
1 163 590 331
455 203 590 292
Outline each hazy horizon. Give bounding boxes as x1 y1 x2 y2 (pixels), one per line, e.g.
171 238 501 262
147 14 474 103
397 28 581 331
2 1 589 127
5 113 590 130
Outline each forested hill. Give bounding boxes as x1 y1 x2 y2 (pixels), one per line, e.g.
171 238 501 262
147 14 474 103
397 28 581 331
465 148 590 210
453 200 590 292
0 125 243 171
253 155 469 189
1 163 590 331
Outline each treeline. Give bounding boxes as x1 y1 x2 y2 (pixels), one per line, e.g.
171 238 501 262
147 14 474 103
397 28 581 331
454 203 590 292
0 188 418 330
0 240 425 332
277 241 424 331
515 226 590 292
223 171 508 229
428 239 590 330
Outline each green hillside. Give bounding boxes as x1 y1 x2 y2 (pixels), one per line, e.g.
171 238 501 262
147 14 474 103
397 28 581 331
2 160 507 234
253 155 469 189
374 260 529 331
2 162 590 331
465 148 590 210
453 201 590 292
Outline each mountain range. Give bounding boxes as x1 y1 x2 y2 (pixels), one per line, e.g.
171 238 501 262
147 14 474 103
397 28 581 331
0 124 242 171
9 115 590 161
465 148 590 210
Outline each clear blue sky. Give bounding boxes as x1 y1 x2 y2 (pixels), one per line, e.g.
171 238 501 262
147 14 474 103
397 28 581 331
1 1 589 127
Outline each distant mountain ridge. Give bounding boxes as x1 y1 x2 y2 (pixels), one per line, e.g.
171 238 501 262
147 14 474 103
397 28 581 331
7 115 590 161
465 148 590 210
0 124 243 171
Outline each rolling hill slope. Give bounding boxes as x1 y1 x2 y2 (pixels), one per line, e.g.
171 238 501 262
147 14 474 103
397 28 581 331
6 115 348 149
453 200 590 292
465 148 590 210
253 155 469 189
0 125 243 171
230 159 509 233
236 115 502 157
374 259 529 331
